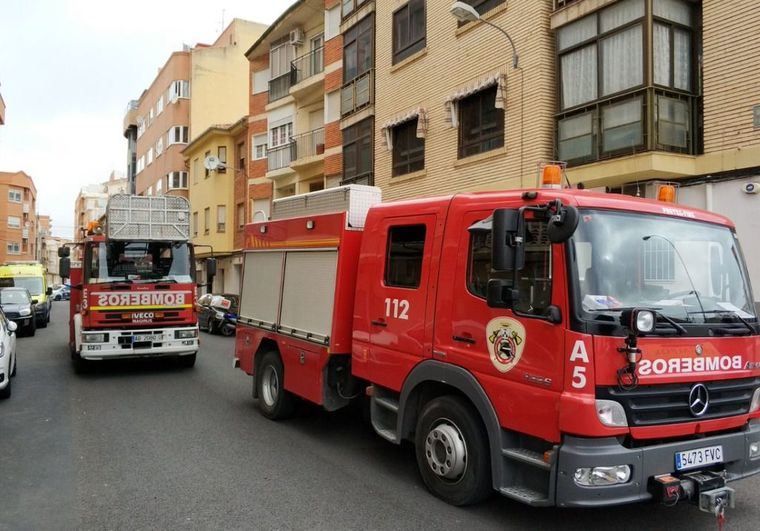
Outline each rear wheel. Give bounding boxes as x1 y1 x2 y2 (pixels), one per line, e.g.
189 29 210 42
220 323 235 337
256 351 297 420
414 395 492 506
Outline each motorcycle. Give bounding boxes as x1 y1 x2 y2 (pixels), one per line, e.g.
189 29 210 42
211 309 237 337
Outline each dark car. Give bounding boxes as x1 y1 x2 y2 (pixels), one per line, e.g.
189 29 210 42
0 287 37 336
197 293 239 336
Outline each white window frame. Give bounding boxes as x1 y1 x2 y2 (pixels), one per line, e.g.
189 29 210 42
6 242 20 255
7 216 21 228
147 147 154 165
168 126 189 145
217 205 227 233
168 171 188 189
253 134 268 160
157 95 164 115
156 178 162 194
270 122 293 148
8 189 22 203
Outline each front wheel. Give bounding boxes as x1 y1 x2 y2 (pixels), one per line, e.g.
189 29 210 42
414 395 492 506
256 351 297 420
220 324 235 337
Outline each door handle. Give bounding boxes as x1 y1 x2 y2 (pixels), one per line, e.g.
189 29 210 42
453 335 476 345
371 319 388 327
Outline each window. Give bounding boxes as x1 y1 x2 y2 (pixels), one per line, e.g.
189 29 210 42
147 186 153 196
269 37 295 79
393 0 426 64
218 146 227 164
217 205 226 233
392 119 425 176
253 134 268 160
156 137 164 156
167 80 190 101
157 95 164 115
342 0 368 18
458 85 504 159
204 150 211 178
168 126 189 145
237 142 246 170
7 216 21 228
460 0 506 20
270 123 293 148
385 225 426 288
193 212 198 236
168 171 188 189
6 242 20 255
252 198 270 222
237 203 245 230
147 147 154 165
468 220 552 315
343 14 374 84
342 117 373 185
204 207 210 235
156 178 162 195
137 155 145 174
149 106 154 123
8 189 22 203
556 0 697 164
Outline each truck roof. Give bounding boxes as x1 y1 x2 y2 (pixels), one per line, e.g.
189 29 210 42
368 189 735 228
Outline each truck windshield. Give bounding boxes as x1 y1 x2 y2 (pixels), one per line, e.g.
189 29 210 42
571 210 756 325
86 241 193 283
0 276 43 296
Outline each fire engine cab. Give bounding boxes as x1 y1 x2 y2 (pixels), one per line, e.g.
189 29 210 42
234 176 760 515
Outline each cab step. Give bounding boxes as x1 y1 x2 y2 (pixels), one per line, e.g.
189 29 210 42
499 486 551 506
370 387 400 444
502 448 551 470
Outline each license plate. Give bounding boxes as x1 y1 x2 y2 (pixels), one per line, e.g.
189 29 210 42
133 334 161 343
675 445 723 471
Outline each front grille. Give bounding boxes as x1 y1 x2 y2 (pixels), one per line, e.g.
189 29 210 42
597 377 760 426
4 312 19 319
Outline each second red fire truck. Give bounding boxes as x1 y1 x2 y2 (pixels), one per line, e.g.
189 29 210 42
235 176 760 516
60 194 212 368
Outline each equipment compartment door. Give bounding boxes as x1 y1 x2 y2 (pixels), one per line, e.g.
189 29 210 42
367 214 437 390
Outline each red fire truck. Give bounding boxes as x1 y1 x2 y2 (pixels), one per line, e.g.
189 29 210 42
234 177 760 516
59 195 211 368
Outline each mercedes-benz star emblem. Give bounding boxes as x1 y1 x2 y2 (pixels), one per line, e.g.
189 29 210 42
688 383 710 417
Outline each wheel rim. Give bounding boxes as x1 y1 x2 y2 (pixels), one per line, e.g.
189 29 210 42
260 365 279 407
424 419 467 482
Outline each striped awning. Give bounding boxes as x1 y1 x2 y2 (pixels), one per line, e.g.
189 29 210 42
444 72 506 128
380 107 428 151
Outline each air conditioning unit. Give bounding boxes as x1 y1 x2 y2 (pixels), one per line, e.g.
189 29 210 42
289 28 304 45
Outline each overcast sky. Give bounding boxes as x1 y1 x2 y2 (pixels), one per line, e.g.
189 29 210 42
0 0 295 238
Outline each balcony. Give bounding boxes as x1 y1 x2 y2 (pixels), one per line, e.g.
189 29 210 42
290 128 325 169
267 144 292 173
22 228 29 240
340 172 374 186
22 202 30 214
290 47 325 102
268 72 292 103
341 70 374 117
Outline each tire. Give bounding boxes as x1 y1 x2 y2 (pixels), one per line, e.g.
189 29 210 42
220 324 235 337
256 351 297 420
27 321 36 337
10 353 16 377
71 350 89 374
0 378 11 399
38 311 48 328
414 395 492 506
178 353 197 368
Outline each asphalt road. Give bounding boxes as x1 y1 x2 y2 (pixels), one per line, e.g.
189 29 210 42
2 304 760 530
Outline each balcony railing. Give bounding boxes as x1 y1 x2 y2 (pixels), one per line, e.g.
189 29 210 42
291 47 325 86
341 70 374 116
290 128 325 162
22 202 30 214
340 172 374 186
22 228 29 239
269 72 292 103
267 143 292 172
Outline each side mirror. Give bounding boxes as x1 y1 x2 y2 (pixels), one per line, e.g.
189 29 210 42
7 321 17 333
492 209 524 271
59 257 71 280
486 279 518 309
547 204 580 244
31 299 39 305
58 246 70 258
46 287 53 296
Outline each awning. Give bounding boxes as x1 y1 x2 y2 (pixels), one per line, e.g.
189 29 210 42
444 72 506 128
380 107 428 151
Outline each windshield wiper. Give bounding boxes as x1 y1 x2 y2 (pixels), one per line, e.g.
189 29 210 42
586 307 687 335
94 279 133 285
687 309 756 335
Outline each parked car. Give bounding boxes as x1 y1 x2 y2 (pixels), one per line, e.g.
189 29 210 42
197 293 239 336
0 309 18 399
0 288 37 336
52 285 70 301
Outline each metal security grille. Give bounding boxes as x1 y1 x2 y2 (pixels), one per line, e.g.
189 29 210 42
107 194 190 241
597 377 760 426
643 236 675 282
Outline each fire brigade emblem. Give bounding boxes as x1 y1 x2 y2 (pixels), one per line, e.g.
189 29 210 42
486 317 526 373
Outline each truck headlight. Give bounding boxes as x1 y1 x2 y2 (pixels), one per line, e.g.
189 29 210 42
749 442 760 459
82 333 109 343
574 465 631 486
750 388 760 413
19 307 31 316
175 329 198 339
596 399 627 427
635 310 655 334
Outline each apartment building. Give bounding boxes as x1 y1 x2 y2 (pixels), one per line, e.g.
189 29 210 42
374 0 554 200
73 173 127 240
42 236 71 286
184 118 249 294
0 89 5 126
0 171 37 263
124 50 191 198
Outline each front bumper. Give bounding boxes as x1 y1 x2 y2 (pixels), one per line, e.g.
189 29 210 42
555 420 760 507
9 316 33 328
79 326 199 360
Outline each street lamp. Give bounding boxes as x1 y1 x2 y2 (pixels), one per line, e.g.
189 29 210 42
449 2 519 69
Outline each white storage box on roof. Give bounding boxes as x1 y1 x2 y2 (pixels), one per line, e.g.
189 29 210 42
270 185 381 228
106 194 190 241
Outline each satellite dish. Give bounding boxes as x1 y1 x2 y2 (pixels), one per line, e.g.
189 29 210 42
204 156 220 171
